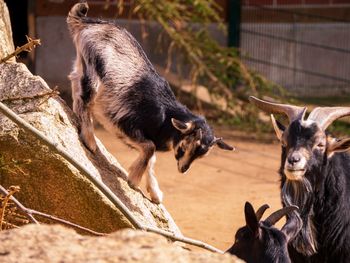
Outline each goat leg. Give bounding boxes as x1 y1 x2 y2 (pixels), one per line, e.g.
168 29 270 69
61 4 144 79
146 154 163 204
128 141 155 189
69 55 97 153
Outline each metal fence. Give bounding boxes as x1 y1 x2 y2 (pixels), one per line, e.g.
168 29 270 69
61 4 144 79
240 5 350 97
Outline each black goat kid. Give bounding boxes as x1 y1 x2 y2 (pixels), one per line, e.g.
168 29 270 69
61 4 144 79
250 96 350 263
227 202 302 263
67 2 233 204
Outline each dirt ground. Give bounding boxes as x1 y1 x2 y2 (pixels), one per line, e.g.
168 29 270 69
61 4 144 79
95 128 283 251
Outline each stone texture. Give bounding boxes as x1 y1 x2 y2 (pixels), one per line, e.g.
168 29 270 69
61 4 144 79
0 61 180 234
0 224 244 263
0 0 14 61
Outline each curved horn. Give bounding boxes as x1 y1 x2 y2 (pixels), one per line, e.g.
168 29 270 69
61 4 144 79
271 114 283 141
307 107 350 131
249 96 307 123
264 205 299 226
255 204 270 221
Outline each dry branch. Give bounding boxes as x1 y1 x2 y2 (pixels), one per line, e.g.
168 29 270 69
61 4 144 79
0 185 38 225
0 36 40 63
29 209 106 236
0 186 20 229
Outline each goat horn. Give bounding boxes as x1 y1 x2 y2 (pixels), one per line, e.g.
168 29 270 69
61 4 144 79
255 204 270 221
271 114 283 141
307 107 350 131
264 205 299 226
249 96 307 123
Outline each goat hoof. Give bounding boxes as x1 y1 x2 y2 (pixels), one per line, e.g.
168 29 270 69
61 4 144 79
127 178 142 191
80 133 97 153
150 190 163 204
87 144 97 153
82 140 97 153
127 180 138 190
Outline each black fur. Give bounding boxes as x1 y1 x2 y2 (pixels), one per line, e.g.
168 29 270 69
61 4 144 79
227 202 301 263
280 121 350 262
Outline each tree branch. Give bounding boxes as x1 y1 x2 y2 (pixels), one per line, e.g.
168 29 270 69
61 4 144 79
0 185 106 236
0 185 39 224
0 36 40 63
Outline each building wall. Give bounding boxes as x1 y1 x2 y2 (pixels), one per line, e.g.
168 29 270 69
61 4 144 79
240 1 350 96
241 22 350 96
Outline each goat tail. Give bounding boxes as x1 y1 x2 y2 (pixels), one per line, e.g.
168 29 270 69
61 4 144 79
67 2 89 35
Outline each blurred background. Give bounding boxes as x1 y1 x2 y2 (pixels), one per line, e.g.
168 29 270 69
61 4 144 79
4 0 350 250
6 0 350 101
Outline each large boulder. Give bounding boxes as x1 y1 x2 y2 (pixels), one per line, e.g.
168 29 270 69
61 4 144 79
0 0 14 61
0 0 179 234
0 224 244 262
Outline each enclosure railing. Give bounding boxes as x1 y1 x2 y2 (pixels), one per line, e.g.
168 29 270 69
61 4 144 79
240 4 350 95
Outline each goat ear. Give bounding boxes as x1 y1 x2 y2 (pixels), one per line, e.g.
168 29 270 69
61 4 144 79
213 137 235 151
327 138 350 155
244 202 259 237
171 118 194 134
281 212 303 242
271 114 285 142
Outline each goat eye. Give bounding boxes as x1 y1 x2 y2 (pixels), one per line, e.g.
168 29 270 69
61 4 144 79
175 148 185 160
317 143 325 148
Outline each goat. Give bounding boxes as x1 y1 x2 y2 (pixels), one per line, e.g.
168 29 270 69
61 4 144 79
66 2 233 204
227 202 302 263
250 96 350 262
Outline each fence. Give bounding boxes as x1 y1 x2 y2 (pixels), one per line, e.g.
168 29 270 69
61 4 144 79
240 5 350 97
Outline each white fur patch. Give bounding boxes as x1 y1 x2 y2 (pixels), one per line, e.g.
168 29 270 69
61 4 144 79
284 149 308 180
146 155 163 204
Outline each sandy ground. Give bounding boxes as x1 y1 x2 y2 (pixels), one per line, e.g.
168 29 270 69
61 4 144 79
95 128 283 251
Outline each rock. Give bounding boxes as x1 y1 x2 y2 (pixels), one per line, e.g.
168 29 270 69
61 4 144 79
0 224 244 263
0 61 180 234
0 0 14 61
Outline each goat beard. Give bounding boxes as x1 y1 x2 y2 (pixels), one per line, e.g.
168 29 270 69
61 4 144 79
282 176 318 256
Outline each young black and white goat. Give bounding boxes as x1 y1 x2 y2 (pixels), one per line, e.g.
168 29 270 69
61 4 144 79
66 3 233 204
250 96 350 262
227 202 302 263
